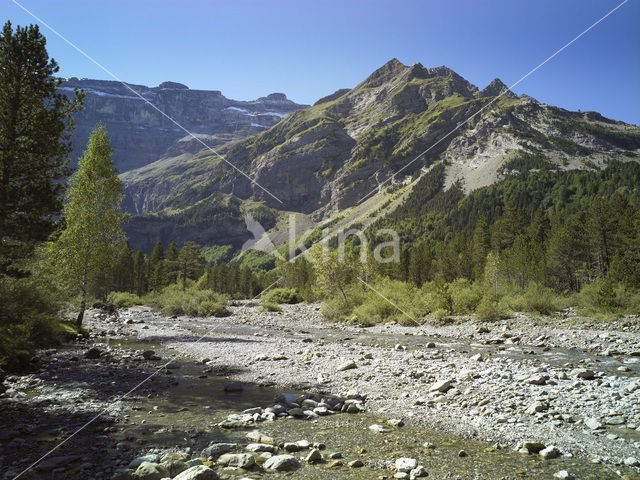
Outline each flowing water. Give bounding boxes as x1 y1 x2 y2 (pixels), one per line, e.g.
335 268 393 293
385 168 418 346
104 337 637 480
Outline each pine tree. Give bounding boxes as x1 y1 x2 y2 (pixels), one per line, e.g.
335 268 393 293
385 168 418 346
112 242 134 292
472 216 491 278
491 200 527 252
547 214 589 292
52 124 125 327
149 260 167 292
483 251 503 299
133 250 148 296
177 242 205 289
149 241 164 272
587 198 616 278
165 241 180 284
229 264 240 294
0 21 83 275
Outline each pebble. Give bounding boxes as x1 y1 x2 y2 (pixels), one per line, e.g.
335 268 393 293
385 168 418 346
246 443 277 453
201 443 236 459
395 457 417 472
133 461 169 480
522 442 546 454
410 465 428 477
83 347 102 359
173 465 218 480
263 454 299 471
305 449 322 463
573 368 596 380
337 360 357 371
584 418 604 430
429 379 453 393
217 453 255 469
369 424 389 433
540 446 561 459
553 471 574 479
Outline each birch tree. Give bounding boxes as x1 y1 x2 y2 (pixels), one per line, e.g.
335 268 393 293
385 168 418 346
53 124 125 328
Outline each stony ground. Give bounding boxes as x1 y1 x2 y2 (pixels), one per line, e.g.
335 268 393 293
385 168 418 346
114 303 640 466
1 303 639 480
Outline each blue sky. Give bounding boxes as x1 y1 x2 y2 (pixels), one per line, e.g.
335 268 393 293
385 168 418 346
5 0 639 124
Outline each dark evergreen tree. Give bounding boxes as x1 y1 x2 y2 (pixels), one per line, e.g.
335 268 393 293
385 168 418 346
133 250 148 296
491 200 527 252
0 21 83 275
177 242 205 289
149 241 164 272
112 242 134 292
472 216 491 279
165 241 180 284
149 260 167 292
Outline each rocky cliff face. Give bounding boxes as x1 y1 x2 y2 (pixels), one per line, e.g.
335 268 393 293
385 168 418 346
121 59 640 252
60 78 306 172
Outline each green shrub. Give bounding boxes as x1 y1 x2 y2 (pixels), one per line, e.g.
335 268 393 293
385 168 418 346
501 283 563 315
449 279 483 314
144 284 230 317
107 291 143 308
352 279 426 326
261 287 301 304
625 288 640 313
578 279 618 314
578 279 640 315
0 275 67 371
197 300 230 317
260 301 283 313
475 296 509 322
321 284 367 323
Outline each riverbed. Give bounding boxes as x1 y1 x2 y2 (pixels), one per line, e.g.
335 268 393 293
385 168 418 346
1 303 639 480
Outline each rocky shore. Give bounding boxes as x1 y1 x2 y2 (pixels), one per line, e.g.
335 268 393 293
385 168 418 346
1 303 639 480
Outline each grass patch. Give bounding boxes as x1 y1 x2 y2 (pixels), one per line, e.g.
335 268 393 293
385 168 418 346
260 301 282 313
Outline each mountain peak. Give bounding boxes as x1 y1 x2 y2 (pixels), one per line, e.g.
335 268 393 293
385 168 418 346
158 81 189 90
479 78 517 98
266 92 287 101
425 65 457 77
358 58 408 89
407 62 430 80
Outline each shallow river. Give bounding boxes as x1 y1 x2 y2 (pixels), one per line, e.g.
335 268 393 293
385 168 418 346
104 337 636 480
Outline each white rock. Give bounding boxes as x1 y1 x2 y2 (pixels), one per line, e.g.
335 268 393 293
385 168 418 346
263 454 299 471
540 446 561 459
410 465 428 477
395 457 417 472
173 465 218 480
337 360 357 371
553 470 573 479
429 380 453 393
584 418 604 430
369 424 389 433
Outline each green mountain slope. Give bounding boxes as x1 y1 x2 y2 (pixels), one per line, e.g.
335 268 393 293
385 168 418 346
122 59 640 253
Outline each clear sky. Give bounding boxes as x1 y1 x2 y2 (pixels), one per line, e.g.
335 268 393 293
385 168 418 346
4 0 639 124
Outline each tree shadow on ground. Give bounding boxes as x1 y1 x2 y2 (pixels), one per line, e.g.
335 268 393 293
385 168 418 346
0 341 271 480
